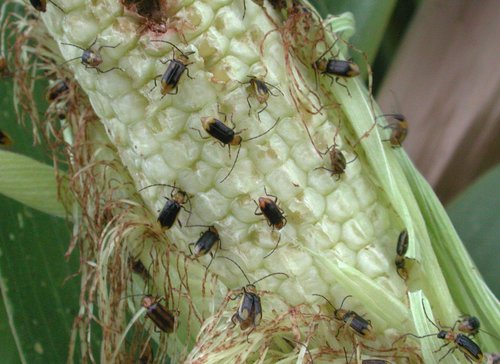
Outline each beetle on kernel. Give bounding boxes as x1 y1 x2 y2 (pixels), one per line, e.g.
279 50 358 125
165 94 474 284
138 183 192 230
195 107 280 183
61 37 122 73
394 299 484 363
150 40 194 96
254 186 287 258
313 294 375 341
315 130 357 181
187 225 221 270
221 256 288 341
312 39 360 96
238 75 284 121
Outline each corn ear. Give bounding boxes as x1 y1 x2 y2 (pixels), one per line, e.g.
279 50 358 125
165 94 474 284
2 0 499 363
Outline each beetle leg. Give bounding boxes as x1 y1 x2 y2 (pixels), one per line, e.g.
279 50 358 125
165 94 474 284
246 94 252 116
334 77 351 97
437 346 455 362
257 101 267 122
433 341 451 354
185 66 194 79
98 42 121 51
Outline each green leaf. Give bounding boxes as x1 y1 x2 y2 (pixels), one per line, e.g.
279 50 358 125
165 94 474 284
398 154 500 353
0 150 69 218
446 164 500 298
0 56 80 363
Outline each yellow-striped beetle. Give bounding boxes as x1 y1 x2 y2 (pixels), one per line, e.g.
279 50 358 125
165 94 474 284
61 38 122 73
151 40 194 96
313 294 375 340
238 75 284 121
222 256 288 340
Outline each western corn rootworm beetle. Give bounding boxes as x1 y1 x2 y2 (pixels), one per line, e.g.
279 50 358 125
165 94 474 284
141 295 177 333
394 299 483 363
312 39 360 96
138 340 154 364
454 315 500 340
376 113 408 147
395 230 409 280
61 37 122 73
313 294 375 340
138 183 192 230
0 55 11 78
188 225 221 270
220 256 288 341
315 130 357 181
29 0 64 12
128 257 151 282
0 130 12 146
150 40 194 96
196 108 280 183
238 75 284 121
254 187 287 258
46 79 70 102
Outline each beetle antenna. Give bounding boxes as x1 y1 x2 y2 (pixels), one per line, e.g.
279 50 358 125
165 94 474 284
120 293 148 301
312 293 336 310
219 143 241 183
263 233 281 259
218 256 251 285
252 271 289 286
338 295 352 311
151 40 191 58
283 337 314 363
138 183 176 192
420 299 442 331
392 332 437 348
60 42 86 51
48 0 65 13
59 56 83 66
244 117 281 142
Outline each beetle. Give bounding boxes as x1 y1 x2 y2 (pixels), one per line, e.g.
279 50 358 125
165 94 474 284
128 257 151 282
377 113 408 147
455 315 499 340
315 133 357 181
238 75 284 121
395 230 409 280
0 55 11 78
188 225 221 270
138 340 154 364
312 40 360 96
253 186 287 258
29 0 64 12
61 37 122 73
313 294 375 340
196 110 280 183
394 299 483 363
46 79 70 102
221 256 288 340
138 183 192 230
0 130 12 146
141 295 177 333
150 40 194 96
